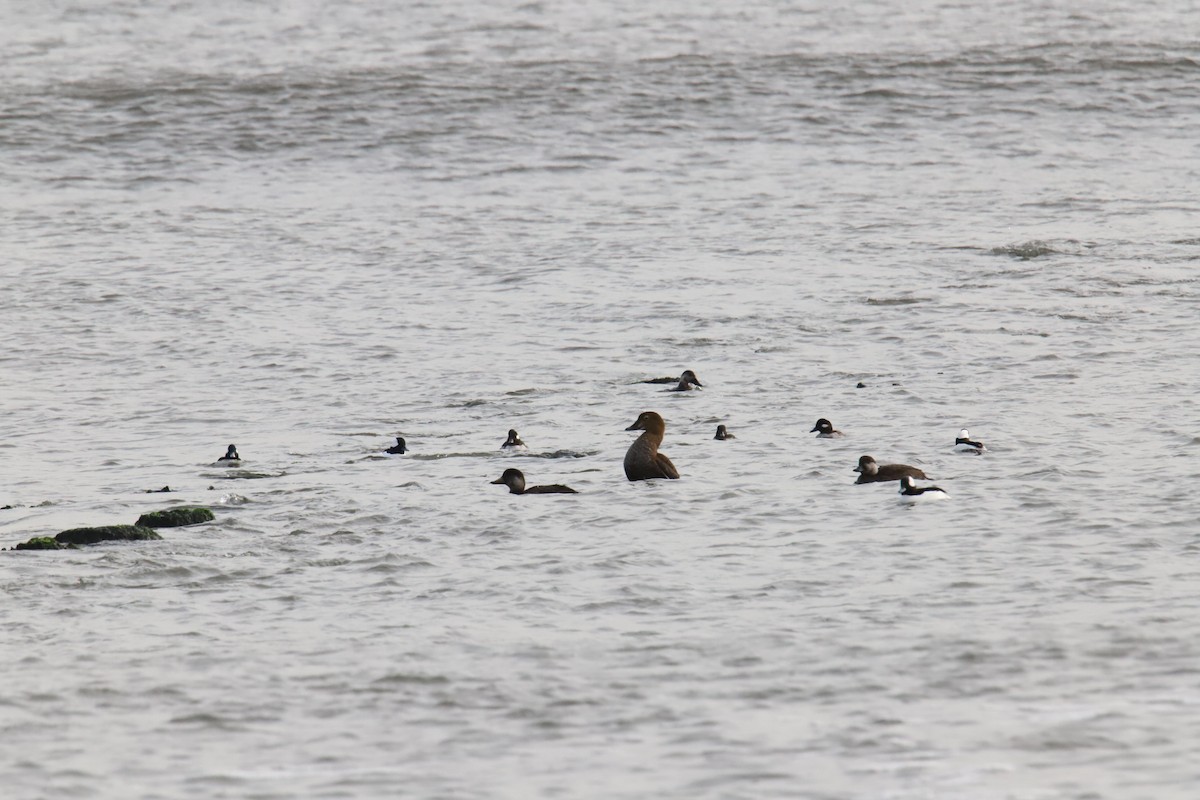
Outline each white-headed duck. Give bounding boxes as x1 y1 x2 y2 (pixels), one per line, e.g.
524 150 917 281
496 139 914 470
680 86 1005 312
954 428 986 454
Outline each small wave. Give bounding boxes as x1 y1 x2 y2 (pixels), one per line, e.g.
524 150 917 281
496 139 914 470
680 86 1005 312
865 297 930 306
991 241 1059 260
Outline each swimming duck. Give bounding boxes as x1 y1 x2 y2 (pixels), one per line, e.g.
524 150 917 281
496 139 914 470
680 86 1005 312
639 369 695 385
811 418 843 438
385 437 407 455
714 424 735 440
624 411 680 481
668 369 703 392
954 428 986 454
898 475 948 500
853 455 927 484
501 429 527 450
217 445 240 462
490 468 577 494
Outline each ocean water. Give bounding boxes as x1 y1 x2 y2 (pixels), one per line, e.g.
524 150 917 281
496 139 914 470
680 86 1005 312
3 2 1200 798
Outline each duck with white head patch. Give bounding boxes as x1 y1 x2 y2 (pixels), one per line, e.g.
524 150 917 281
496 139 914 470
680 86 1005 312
954 428 986 454
714 424 735 440
810 418 843 438
898 475 948 501
667 370 703 392
501 429 527 451
217 444 241 462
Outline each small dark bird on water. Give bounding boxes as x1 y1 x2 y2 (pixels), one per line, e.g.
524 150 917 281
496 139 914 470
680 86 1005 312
810 418 843 438
714 424 735 440
218 445 240 461
385 437 407 455
490 468 577 494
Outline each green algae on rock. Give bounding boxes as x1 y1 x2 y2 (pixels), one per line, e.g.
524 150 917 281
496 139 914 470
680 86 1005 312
14 536 72 550
135 507 215 529
55 525 162 545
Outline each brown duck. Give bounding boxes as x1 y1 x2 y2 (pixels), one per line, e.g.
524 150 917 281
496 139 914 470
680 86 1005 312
853 455 928 484
624 411 680 481
490 468 577 494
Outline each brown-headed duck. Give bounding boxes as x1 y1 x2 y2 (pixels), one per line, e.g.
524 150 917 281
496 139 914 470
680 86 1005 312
501 429 527 450
624 411 680 481
714 424 735 440
490 468 577 494
954 428 986 454
217 445 240 462
385 437 407 455
811 418 843 438
898 475 948 500
854 455 927 484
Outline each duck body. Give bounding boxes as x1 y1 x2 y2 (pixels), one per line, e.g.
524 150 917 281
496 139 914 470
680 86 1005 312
714 424 735 440
954 428 986 454
811 418 843 438
854 454 927 484
898 475 948 500
624 411 680 481
385 437 407 455
217 445 241 463
501 429 527 450
490 468 576 494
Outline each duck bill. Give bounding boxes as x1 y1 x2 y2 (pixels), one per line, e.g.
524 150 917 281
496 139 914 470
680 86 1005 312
625 421 642 431
852 466 863 473
810 425 820 433
490 477 505 484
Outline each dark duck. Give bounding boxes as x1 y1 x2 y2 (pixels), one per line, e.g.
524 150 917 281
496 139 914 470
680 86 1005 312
853 454 927 484
490 468 577 494
624 411 680 481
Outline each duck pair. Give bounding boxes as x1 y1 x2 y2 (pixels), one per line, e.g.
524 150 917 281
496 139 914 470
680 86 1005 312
853 456 948 498
492 410 682 494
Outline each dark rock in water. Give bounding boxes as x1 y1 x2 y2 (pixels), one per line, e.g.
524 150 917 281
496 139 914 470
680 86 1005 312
14 536 73 550
56 525 162 545
135 507 215 529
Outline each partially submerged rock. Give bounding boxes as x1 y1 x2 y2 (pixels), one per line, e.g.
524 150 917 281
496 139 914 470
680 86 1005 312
14 536 72 550
55 525 162 545
135 507 215 529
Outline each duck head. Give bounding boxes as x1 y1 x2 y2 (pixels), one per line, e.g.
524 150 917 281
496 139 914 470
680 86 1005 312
490 468 526 494
625 411 666 435
853 455 878 476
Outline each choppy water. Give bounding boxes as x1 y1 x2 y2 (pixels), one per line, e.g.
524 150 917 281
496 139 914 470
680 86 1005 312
3 2 1200 798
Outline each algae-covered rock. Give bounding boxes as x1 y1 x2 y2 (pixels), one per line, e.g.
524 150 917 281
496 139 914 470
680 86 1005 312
14 536 68 550
135 507 215 529
55 525 162 545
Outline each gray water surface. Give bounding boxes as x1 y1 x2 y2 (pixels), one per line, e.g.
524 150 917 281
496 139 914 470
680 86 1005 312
3 2 1200 798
